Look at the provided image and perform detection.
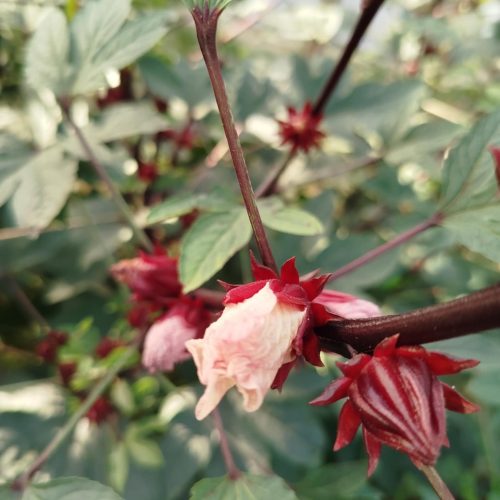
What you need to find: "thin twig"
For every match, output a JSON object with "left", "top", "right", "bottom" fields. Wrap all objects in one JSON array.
[
  {"left": 329, "top": 213, "right": 442, "bottom": 282},
  {"left": 255, "top": 149, "right": 295, "bottom": 198},
  {"left": 317, "top": 284, "right": 500, "bottom": 353},
  {"left": 212, "top": 408, "right": 241, "bottom": 480},
  {"left": 1, "top": 274, "right": 51, "bottom": 333},
  {"left": 192, "top": 7, "right": 277, "bottom": 271},
  {"left": 12, "top": 344, "right": 137, "bottom": 491},
  {"left": 313, "top": 0, "right": 386, "bottom": 116},
  {"left": 60, "top": 102, "right": 153, "bottom": 252}
]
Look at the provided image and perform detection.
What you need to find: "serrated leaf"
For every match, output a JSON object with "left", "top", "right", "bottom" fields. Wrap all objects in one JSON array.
[
  {"left": 442, "top": 205, "right": 500, "bottom": 262},
  {"left": 189, "top": 474, "right": 298, "bottom": 500},
  {"left": 180, "top": 209, "right": 252, "bottom": 293},
  {"left": 24, "top": 8, "right": 70, "bottom": 95},
  {"left": 22, "top": 477, "right": 123, "bottom": 500},
  {"left": 440, "top": 110, "right": 500, "bottom": 212},
  {"left": 260, "top": 203, "right": 324, "bottom": 236},
  {"left": 8, "top": 147, "right": 77, "bottom": 229}
]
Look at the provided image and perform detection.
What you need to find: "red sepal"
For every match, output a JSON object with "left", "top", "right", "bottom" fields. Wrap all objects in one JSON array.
[
  {"left": 301, "top": 274, "right": 331, "bottom": 301},
  {"left": 301, "top": 330, "right": 323, "bottom": 367},
  {"left": 223, "top": 281, "right": 267, "bottom": 305},
  {"left": 425, "top": 351, "right": 480, "bottom": 376},
  {"left": 442, "top": 383, "right": 480, "bottom": 414},
  {"left": 337, "top": 354, "right": 371, "bottom": 378},
  {"left": 250, "top": 252, "right": 277, "bottom": 281},
  {"left": 271, "top": 360, "right": 296, "bottom": 390},
  {"left": 280, "top": 257, "right": 300, "bottom": 284},
  {"left": 310, "top": 377, "right": 352, "bottom": 406},
  {"left": 334, "top": 400, "right": 361, "bottom": 451},
  {"left": 374, "top": 334, "right": 399, "bottom": 357},
  {"left": 363, "top": 429, "right": 381, "bottom": 477}
]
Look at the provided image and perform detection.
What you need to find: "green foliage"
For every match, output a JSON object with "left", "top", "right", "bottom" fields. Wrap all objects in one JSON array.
[
  {"left": 189, "top": 474, "right": 298, "bottom": 500},
  {"left": 22, "top": 477, "right": 124, "bottom": 500}
]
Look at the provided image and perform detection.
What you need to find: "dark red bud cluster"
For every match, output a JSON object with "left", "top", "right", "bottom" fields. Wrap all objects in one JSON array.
[{"left": 36, "top": 330, "right": 68, "bottom": 363}]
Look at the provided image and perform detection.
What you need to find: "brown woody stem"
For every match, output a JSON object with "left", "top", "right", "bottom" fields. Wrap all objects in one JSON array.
[
  {"left": 317, "top": 284, "right": 500, "bottom": 353},
  {"left": 61, "top": 103, "right": 153, "bottom": 252},
  {"left": 192, "top": 6, "right": 277, "bottom": 271}
]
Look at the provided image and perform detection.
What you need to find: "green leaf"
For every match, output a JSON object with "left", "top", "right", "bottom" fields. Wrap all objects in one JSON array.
[
  {"left": 8, "top": 147, "right": 77, "bottom": 229},
  {"left": 294, "top": 461, "right": 368, "bottom": 500},
  {"left": 440, "top": 110, "right": 500, "bottom": 212},
  {"left": 180, "top": 208, "right": 252, "bottom": 293},
  {"left": 24, "top": 8, "right": 70, "bottom": 95},
  {"left": 108, "top": 442, "right": 129, "bottom": 493},
  {"left": 22, "top": 477, "right": 123, "bottom": 500},
  {"left": 259, "top": 203, "right": 325, "bottom": 236},
  {"left": 183, "top": 0, "right": 233, "bottom": 11},
  {"left": 125, "top": 436, "right": 164, "bottom": 469},
  {"left": 89, "top": 103, "right": 169, "bottom": 143},
  {"left": 189, "top": 474, "right": 298, "bottom": 500},
  {"left": 441, "top": 205, "right": 500, "bottom": 262},
  {"left": 148, "top": 194, "right": 202, "bottom": 223},
  {"left": 111, "top": 379, "right": 135, "bottom": 415}
]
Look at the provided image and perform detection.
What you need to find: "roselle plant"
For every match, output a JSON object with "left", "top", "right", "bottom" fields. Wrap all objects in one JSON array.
[{"left": 1, "top": 0, "right": 500, "bottom": 499}]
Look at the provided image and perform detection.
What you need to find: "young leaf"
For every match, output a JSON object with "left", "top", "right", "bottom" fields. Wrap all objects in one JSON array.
[
  {"left": 439, "top": 110, "right": 500, "bottom": 213},
  {"left": 148, "top": 194, "right": 202, "bottom": 223},
  {"left": 24, "top": 8, "right": 70, "bottom": 95},
  {"left": 180, "top": 208, "right": 252, "bottom": 293},
  {"left": 8, "top": 147, "right": 77, "bottom": 230},
  {"left": 22, "top": 477, "right": 124, "bottom": 500},
  {"left": 259, "top": 202, "right": 325, "bottom": 236},
  {"left": 189, "top": 474, "right": 298, "bottom": 500}
]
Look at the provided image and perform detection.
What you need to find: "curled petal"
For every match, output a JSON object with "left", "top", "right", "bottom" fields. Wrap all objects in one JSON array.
[
  {"left": 334, "top": 400, "right": 361, "bottom": 451},
  {"left": 363, "top": 429, "right": 381, "bottom": 477},
  {"left": 310, "top": 377, "right": 351, "bottom": 406},
  {"left": 442, "top": 383, "right": 480, "bottom": 414}
]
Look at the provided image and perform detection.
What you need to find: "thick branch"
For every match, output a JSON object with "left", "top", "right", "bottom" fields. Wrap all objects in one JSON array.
[{"left": 317, "top": 284, "right": 500, "bottom": 353}]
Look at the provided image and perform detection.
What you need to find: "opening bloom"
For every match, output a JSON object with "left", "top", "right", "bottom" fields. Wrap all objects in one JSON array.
[
  {"left": 311, "top": 334, "right": 479, "bottom": 475},
  {"left": 277, "top": 102, "right": 325, "bottom": 153},
  {"left": 110, "top": 248, "right": 181, "bottom": 308},
  {"left": 186, "top": 256, "right": 331, "bottom": 420},
  {"left": 142, "top": 300, "right": 209, "bottom": 373}
]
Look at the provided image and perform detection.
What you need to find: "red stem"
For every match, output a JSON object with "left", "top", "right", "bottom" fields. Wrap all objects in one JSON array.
[
  {"left": 329, "top": 213, "right": 442, "bottom": 282},
  {"left": 313, "top": 0, "right": 386, "bottom": 116},
  {"left": 317, "top": 284, "right": 500, "bottom": 353},
  {"left": 192, "top": 7, "right": 277, "bottom": 272}
]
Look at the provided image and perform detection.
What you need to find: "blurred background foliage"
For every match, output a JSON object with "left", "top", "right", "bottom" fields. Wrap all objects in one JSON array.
[{"left": 1, "top": 0, "right": 500, "bottom": 498}]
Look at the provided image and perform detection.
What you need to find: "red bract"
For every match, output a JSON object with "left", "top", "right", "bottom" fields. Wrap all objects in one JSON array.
[
  {"left": 311, "top": 334, "right": 479, "bottom": 475},
  {"left": 95, "top": 338, "right": 125, "bottom": 359},
  {"left": 489, "top": 146, "right": 500, "bottom": 188},
  {"left": 86, "top": 397, "right": 115, "bottom": 424},
  {"left": 36, "top": 331, "right": 68, "bottom": 363},
  {"left": 110, "top": 248, "right": 181, "bottom": 307},
  {"left": 277, "top": 102, "right": 325, "bottom": 153}
]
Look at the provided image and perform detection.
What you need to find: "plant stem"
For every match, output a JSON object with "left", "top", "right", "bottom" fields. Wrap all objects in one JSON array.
[
  {"left": 12, "top": 345, "right": 137, "bottom": 491},
  {"left": 256, "top": 0, "right": 386, "bottom": 197},
  {"left": 312, "top": 0, "right": 386, "bottom": 116},
  {"left": 329, "top": 213, "right": 442, "bottom": 282},
  {"left": 60, "top": 103, "right": 153, "bottom": 252},
  {"left": 418, "top": 464, "right": 455, "bottom": 500},
  {"left": 317, "top": 284, "right": 500, "bottom": 353},
  {"left": 212, "top": 408, "right": 241, "bottom": 480},
  {"left": 192, "top": 7, "right": 277, "bottom": 272},
  {"left": 1, "top": 273, "right": 51, "bottom": 333}
]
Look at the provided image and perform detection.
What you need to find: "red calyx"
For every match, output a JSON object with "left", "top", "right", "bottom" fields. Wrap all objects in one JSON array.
[
  {"left": 86, "top": 396, "right": 115, "bottom": 424},
  {"left": 95, "top": 338, "right": 125, "bottom": 359},
  {"left": 36, "top": 330, "right": 68, "bottom": 363}
]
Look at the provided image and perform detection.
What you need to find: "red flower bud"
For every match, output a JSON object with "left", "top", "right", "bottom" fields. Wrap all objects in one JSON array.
[
  {"left": 137, "top": 162, "right": 158, "bottom": 182},
  {"left": 277, "top": 102, "right": 325, "bottom": 153},
  {"left": 58, "top": 361, "right": 77, "bottom": 386},
  {"left": 488, "top": 146, "right": 500, "bottom": 188},
  {"left": 110, "top": 248, "right": 182, "bottom": 307},
  {"left": 86, "top": 396, "right": 115, "bottom": 424},
  {"left": 95, "top": 338, "right": 125, "bottom": 359},
  {"left": 311, "top": 334, "right": 479, "bottom": 475},
  {"left": 36, "top": 331, "right": 68, "bottom": 363}
]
